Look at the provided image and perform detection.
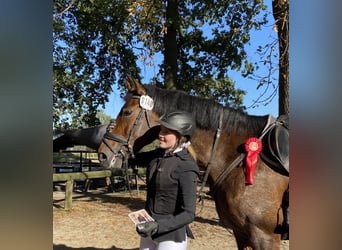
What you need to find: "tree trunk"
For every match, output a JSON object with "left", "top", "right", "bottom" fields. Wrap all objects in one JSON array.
[
  {"left": 272, "top": 0, "right": 289, "bottom": 115},
  {"left": 163, "top": 0, "right": 179, "bottom": 89}
]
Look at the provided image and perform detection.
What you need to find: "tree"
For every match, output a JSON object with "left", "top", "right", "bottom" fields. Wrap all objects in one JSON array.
[
  {"left": 53, "top": 0, "right": 285, "bottom": 129},
  {"left": 272, "top": 0, "right": 289, "bottom": 115},
  {"left": 53, "top": 0, "right": 141, "bottom": 129},
  {"left": 96, "top": 110, "right": 112, "bottom": 125},
  {"left": 133, "top": 1, "right": 267, "bottom": 100}
]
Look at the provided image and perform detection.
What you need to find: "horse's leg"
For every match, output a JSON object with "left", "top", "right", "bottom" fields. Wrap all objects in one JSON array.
[
  {"left": 249, "top": 223, "right": 281, "bottom": 250},
  {"left": 232, "top": 230, "right": 251, "bottom": 250},
  {"left": 232, "top": 222, "right": 281, "bottom": 250},
  {"left": 281, "top": 185, "right": 289, "bottom": 240},
  {"left": 221, "top": 208, "right": 283, "bottom": 250}
]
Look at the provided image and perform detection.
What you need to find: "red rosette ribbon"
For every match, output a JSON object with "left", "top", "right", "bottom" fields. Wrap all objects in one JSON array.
[{"left": 245, "top": 137, "right": 262, "bottom": 185}]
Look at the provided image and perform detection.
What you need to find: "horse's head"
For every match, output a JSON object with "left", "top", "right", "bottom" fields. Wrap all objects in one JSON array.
[{"left": 98, "top": 77, "right": 160, "bottom": 169}]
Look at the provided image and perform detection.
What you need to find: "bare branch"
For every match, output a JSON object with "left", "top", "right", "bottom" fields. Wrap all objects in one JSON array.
[{"left": 55, "top": 0, "right": 76, "bottom": 17}]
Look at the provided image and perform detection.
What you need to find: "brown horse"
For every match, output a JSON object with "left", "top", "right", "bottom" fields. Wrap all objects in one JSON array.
[{"left": 98, "top": 77, "right": 289, "bottom": 250}]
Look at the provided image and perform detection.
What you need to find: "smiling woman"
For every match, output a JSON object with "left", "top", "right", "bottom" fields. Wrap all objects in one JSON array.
[
  {"left": 129, "top": 110, "right": 199, "bottom": 249},
  {"left": 158, "top": 126, "right": 178, "bottom": 149}
]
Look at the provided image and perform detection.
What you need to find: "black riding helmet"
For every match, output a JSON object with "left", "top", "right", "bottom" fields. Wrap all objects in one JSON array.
[{"left": 158, "top": 110, "right": 196, "bottom": 140}]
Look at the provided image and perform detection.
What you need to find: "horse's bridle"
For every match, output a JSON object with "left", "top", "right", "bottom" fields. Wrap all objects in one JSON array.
[
  {"left": 102, "top": 95, "right": 153, "bottom": 161},
  {"left": 101, "top": 94, "right": 154, "bottom": 192}
]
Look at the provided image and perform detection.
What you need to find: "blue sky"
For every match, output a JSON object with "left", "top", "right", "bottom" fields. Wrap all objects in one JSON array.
[{"left": 105, "top": 0, "right": 279, "bottom": 119}]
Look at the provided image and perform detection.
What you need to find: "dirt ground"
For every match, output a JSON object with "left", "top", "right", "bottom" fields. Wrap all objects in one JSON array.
[{"left": 53, "top": 181, "right": 289, "bottom": 250}]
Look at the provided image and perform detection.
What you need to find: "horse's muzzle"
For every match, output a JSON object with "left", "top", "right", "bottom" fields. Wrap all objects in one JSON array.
[
  {"left": 98, "top": 145, "right": 126, "bottom": 169},
  {"left": 98, "top": 151, "right": 117, "bottom": 168}
]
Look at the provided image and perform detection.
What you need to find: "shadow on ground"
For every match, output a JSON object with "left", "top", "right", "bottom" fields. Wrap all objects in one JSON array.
[{"left": 53, "top": 244, "right": 138, "bottom": 250}]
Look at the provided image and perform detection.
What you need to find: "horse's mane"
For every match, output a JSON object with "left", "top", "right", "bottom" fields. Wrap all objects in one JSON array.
[{"left": 143, "top": 84, "right": 268, "bottom": 135}]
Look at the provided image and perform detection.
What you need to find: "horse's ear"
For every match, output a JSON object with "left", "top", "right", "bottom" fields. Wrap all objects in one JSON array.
[{"left": 124, "top": 75, "right": 146, "bottom": 95}]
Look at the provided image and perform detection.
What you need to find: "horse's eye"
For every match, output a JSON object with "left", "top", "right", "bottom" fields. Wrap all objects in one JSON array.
[{"left": 122, "top": 109, "right": 133, "bottom": 116}]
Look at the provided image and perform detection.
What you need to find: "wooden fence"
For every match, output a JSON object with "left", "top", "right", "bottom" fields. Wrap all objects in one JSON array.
[
  {"left": 53, "top": 168, "right": 146, "bottom": 210},
  {"left": 53, "top": 169, "right": 117, "bottom": 210}
]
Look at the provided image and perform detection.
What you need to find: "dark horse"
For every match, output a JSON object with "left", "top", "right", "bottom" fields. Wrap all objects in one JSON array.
[
  {"left": 53, "top": 125, "right": 108, "bottom": 152},
  {"left": 98, "top": 77, "right": 289, "bottom": 250}
]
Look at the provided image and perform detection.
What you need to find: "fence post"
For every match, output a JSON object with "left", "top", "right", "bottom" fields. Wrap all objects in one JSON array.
[{"left": 65, "top": 179, "right": 74, "bottom": 210}]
